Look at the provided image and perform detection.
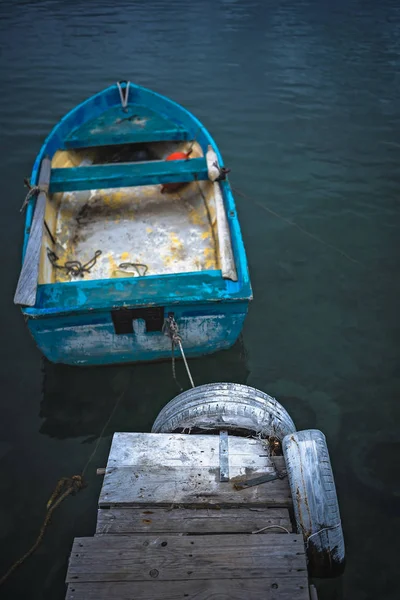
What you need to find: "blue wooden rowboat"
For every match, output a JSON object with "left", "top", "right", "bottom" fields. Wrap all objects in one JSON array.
[{"left": 14, "top": 81, "right": 252, "bottom": 366}]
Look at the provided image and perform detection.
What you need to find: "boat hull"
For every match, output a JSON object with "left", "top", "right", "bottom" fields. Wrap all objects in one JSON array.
[{"left": 27, "top": 301, "right": 248, "bottom": 366}]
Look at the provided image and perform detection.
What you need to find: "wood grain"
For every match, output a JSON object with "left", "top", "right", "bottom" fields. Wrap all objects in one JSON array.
[
  {"left": 65, "top": 577, "right": 309, "bottom": 600},
  {"left": 50, "top": 158, "right": 208, "bottom": 192},
  {"left": 99, "top": 465, "right": 291, "bottom": 508},
  {"left": 14, "top": 157, "right": 51, "bottom": 306},
  {"left": 100, "top": 433, "right": 290, "bottom": 508},
  {"left": 66, "top": 533, "right": 307, "bottom": 583},
  {"left": 95, "top": 506, "right": 292, "bottom": 535}
]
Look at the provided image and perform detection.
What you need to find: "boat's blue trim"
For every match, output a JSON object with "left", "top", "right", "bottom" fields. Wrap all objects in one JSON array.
[
  {"left": 50, "top": 158, "right": 208, "bottom": 193},
  {"left": 21, "top": 82, "right": 252, "bottom": 317},
  {"left": 24, "top": 270, "right": 252, "bottom": 318}
]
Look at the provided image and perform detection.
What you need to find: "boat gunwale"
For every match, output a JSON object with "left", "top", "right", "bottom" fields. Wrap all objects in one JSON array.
[{"left": 21, "top": 83, "right": 251, "bottom": 316}]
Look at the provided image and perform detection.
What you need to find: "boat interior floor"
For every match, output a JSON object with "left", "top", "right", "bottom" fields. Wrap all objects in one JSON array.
[{"left": 41, "top": 142, "right": 220, "bottom": 284}]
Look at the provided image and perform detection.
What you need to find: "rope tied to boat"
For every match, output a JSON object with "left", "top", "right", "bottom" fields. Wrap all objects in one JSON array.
[
  {"left": 163, "top": 314, "right": 195, "bottom": 390},
  {"left": 117, "top": 80, "right": 130, "bottom": 110},
  {"left": 20, "top": 179, "right": 48, "bottom": 213},
  {"left": 47, "top": 248, "right": 102, "bottom": 278},
  {"left": 0, "top": 475, "right": 85, "bottom": 587}
]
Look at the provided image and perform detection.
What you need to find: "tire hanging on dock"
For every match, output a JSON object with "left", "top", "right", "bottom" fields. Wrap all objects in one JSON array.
[{"left": 282, "top": 429, "right": 345, "bottom": 578}]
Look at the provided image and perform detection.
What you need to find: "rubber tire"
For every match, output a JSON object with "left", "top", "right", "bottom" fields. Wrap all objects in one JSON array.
[
  {"left": 151, "top": 382, "right": 296, "bottom": 439},
  {"left": 282, "top": 429, "right": 345, "bottom": 578}
]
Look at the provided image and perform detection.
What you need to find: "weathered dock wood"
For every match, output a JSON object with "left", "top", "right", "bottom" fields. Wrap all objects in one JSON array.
[
  {"left": 67, "top": 534, "right": 307, "bottom": 582},
  {"left": 99, "top": 465, "right": 291, "bottom": 507},
  {"left": 99, "top": 433, "right": 291, "bottom": 508},
  {"left": 96, "top": 506, "right": 292, "bottom": 535},
  {"left": 65, "top": 578, "right": 309, "bottom": 600},
  {"left": 65, "top": 432, "right": 309, "bottom": 600},
  {"left": 106, "top": 432, "right": 272, "bottom": 469}
]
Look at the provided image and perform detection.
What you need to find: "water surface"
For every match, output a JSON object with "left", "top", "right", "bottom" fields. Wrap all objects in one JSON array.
[{"left": 0, "top": 1, "right": 399, "bottom": 598}]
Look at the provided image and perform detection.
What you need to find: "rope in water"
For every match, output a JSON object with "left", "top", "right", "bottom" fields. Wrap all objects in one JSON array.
[
  {"left": 0, "top": 386, "right": 127, "bottom": 587},
  {"left": 0, "top": 476, "right": 84, "bottom": 587},
  {"left": 232, "top": 185, "right": 362, "bottom": 266},
  {"left": 163, "top": 314, "right": 195, "bottom": 390}
]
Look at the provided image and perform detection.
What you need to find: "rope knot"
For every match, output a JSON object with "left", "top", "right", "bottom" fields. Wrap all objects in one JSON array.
[{"left": 20, "top": 179, "right": 48, "bottom": 213}]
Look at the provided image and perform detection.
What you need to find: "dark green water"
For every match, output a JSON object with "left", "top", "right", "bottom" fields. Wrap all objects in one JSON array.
[{"left": 1, "top": 0, "right": 399, "bottom": 598}]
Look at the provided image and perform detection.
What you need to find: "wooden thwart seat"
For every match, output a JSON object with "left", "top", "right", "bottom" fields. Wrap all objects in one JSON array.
[{"left": 50, "top": 157, "right": 208, "bottom": 192}]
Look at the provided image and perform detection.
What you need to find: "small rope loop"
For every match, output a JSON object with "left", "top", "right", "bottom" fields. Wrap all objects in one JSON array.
[
  {"left": 20, "top": 180, "right": 47, "bottom": 213},
  {"left": 117, "top": 81, "right": 130, "bottom": 109},
  {"left": 118, "top": 262, "right": 148, "bottom": 277}
]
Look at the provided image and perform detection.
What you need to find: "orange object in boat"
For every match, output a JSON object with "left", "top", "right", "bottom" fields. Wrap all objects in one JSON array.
[{"left": 161, "top": 150, "right": 191, "bottom": 193}]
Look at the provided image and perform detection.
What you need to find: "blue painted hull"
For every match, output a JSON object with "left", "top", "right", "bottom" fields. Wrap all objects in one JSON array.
[
  {"left": 19, "top": 83, "right": 252, "bottom": 365},
  {"left": 28, "top": 302, "right": 248, "bottom": 366}
]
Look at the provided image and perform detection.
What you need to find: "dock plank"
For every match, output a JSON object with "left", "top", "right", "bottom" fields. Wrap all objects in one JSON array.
[
  {"left": 99, "top": 465, "right": 291, "bottom": 508},
  {"left": 99, "top": 433, "right": 290, "bottom": 508},
  {"left": 65, "top": 578, "right": 309, "bottom": 599},
  {"left": 96, "top": 506, "right": 292, "bottom": 535},
  {"left": 66, "top": 534, "right": 307, "bottom": 583},
  {"left": 106, "top": 432, "right": 274, "bottom": 470}
]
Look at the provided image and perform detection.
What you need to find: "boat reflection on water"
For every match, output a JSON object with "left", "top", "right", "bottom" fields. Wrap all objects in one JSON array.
[{"left": 39, "top": 336, "right": 250, "bottom": 440}]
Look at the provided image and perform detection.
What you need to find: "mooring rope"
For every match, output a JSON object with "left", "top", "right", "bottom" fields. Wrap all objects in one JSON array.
[
  {"left": 0, "top": 386, "right": 127, "bottom": 587},
  {"left": 20, "top": 179, "right": 48, "bottom": 213},
  {"left": 0, "top": 476, "right": 84, "bottom": 587},
  {"left": 163, "top": 314, "right": 195, "bottom": 389},
  {"left": 232, "top": 185, "right": 362, "bottom": 266},
  {"left": 117, "top": 80, "right": 130, "bottom": 109}
]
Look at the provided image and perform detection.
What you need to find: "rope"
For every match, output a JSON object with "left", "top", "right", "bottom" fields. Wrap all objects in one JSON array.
[
  {"left": 305, "top": 522, "right": 342, "bottom": 547},
  {"left": 163, "top": 315, "right": 195, "bottom": 389},
  {"left": 232, "top": 186, "right": 362, "bottom": 266},
  {"left": 252, "top": 525, "right": 290, "bottom": 534},
  {"left": 117, "top": 262, "right": 148, "bottom": 277},
  {"left": 20, "top": 179, "right": 47, "bottom": 213},
  {"left": 0, "top": 476, "right": 84, "bottom": 587},
  {"left": 117, "top": 81, "right": 130, "bottom": 109},
  {"left": 0, "top": 384, "right": 127, "bottom": 587},
  {"left": 47, "top": 248, "right": 102, "bottom": 278},
  {"left": 81, "top": 388, "right": 126, "bottom": 478}
]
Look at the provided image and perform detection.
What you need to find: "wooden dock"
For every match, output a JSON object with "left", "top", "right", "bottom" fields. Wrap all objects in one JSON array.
[{"left": 65, "top": 432, "right": 310, "bottom": 599}]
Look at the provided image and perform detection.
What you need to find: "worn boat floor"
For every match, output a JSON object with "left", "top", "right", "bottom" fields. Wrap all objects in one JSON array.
[
  {"left": 65, "top": 433, "right": 309, "bottom": 600},
  {"left": 53, "top": 183, "right": 218, "bottom": 282}
]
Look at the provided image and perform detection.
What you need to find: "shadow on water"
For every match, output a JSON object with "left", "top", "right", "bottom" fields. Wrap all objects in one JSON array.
[{"left": 39, "top": 336, "right": 250, "bottom": 440}]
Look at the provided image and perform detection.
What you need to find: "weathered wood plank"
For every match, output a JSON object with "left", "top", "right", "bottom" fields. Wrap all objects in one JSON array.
[
  {"left": 100, "top": 433, "right": 290, "bottom": 508},
  {"left": 50, "top": 158, "right": 208, "bottom": 192},
  {"left": 95, "top": 506, "right": 292, "bottom": 535},
  {"left": 65, "top": 578, "right": 309, "bottom": 600},
  {"left": 105, "top": 432, "right": 281, "bottom": 471},
  {"left": 66, "top": 534, "right": 307, "bottom": 583},
  {"left": 99, "top": 465, "right": 291, "bottom": 508},
  {"left": 14, "top": 157, "right": 51, "bottom": 306}
]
